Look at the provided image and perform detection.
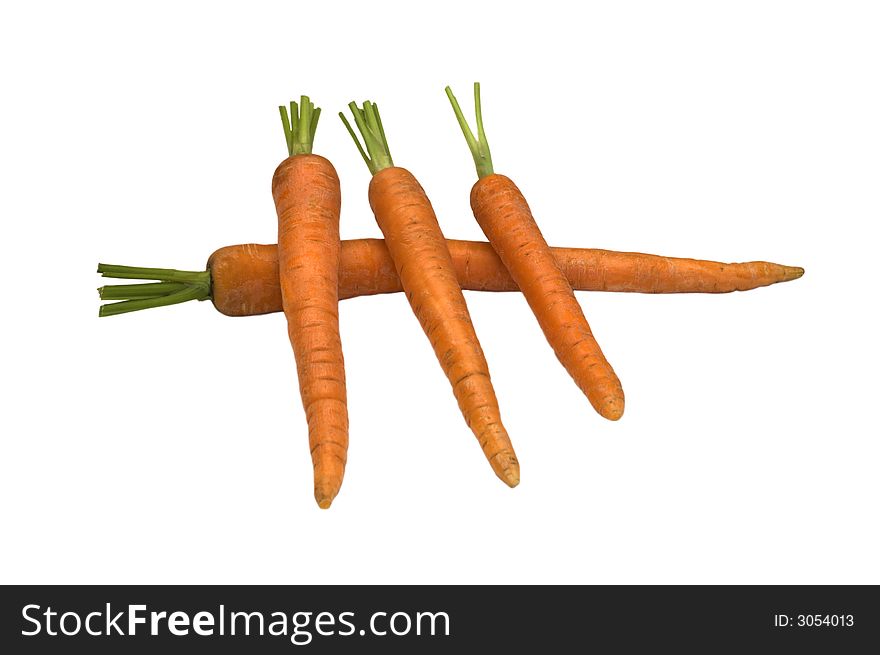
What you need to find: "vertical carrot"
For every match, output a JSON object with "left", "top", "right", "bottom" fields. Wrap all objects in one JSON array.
[
  {"left": 273, "top": 97, "right": 348, "bottom": 508},
  {"left": 446, "top": 83, "right": 625, "bottom": 420},
  {"left": 339, "top": 100, "right": 520, "bottom": 487}
]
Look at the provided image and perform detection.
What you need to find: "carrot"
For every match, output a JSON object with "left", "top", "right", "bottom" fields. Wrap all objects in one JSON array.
[
  {"left": 339, "top": 100, "right": 519, "bottom": 487},
  {"left": 272, "top": 96, "right": 347, "bottom": 509},
  {"left": 97, "top": 239, "right": 805, "bottom": 317},
  {"left": 446, "top": 83, "right": 625, "bottom": 420}
]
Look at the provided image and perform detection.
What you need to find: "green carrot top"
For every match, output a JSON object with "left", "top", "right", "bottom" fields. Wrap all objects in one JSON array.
[
  {"left": 95, "top": 263, "right": 211, "bottom": 317},
  {"left": 339, "top": 101, "right": 394, "bottom": 175},
  {"left": 279, "top": 95, "right": 322, "bottom": 156},
  {"left": 445, "top": 82, "right": 494, "bottom": 179}
]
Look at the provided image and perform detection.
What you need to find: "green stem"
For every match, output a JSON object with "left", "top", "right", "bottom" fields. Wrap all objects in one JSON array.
[
  {"left": 339, "top": 100, "right": 394, "bottom": 175},
  {"left": 96, "top": 263, "right": 211, "bottom": 317},
  {"left": 279, "top": 95, "right": 322, "bottom": 156},
  {"left": 445, "top": 82, "right": 494, "bottom": 179},
  {"left": 98, "top": 281, "right": 188, "bottom": 300},
  {"left": 97, "top": 263, "right": 207, "bottom": 284}
]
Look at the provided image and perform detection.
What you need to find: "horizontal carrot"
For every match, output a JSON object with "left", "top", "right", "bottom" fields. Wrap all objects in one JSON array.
[{"left": 97, "top": 239, "right": 804, "bottom": 317}]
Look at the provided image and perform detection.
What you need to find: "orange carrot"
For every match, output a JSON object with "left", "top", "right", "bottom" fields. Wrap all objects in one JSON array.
[
  {"left": 97, "top": 239, "right": 805, "bottom": 317},
  {"left": 272, "top": 96, "right": 347, "bottom": 509},
  {"left": 339, "top": 101, "right": 519, "bottom": 487},
  {"left": 447, "top": 84, "right": 625, "bottom": 420}
]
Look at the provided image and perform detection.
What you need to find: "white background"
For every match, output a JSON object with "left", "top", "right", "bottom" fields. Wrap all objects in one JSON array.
[{"left": 2, "top": 1, "right": 878, "bottom": 584}]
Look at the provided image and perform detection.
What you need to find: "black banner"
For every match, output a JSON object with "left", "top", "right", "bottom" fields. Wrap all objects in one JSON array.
[{"left": 1, "top": 585, "right": 877, "bottom": 652}]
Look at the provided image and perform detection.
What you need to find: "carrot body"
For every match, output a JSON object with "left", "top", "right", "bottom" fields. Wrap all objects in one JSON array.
[
  {"left": 471, "top": 175, "right": 624, "bottom": 420},
  {"left": 368, "top": 167, "right": 519, "bottom": 487},
  {"left": 207, "top": 238, "right": 805, "bottom": 317},
  {"left": 272, "top": 154, "right": 347, "bottom": 509}
]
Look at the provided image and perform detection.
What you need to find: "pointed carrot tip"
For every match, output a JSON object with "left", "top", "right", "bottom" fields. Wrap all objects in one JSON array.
[
  {"left": 491, "top": 453, "right": 521, "bottom": 488},
  {"left": 504, "top": 470, "right": 521, "bottom": 488},
  {"left": 596, "top": 397, "right": 625, "bottom": 421},
  {"left": 314, "top": 482, "right": 340, "bottom": 510},
  {"left": 786, "top": 266, "right": 805, "bottom": 281}
]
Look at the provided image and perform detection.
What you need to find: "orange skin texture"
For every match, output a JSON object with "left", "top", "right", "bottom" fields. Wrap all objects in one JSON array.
[
  {"left": 271, "top": 154, "right": 347, "bottom": 509},
  {"left": 208, "top": 239, "right": 805, "bottom": 316},
  {"left": 368, "top": 166, "right": 519, "bottom": 487},
  {"left": 471, "top": 174, "right": 624, "bottom": 420}
]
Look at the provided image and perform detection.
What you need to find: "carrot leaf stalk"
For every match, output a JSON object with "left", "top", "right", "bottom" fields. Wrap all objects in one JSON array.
[
  {"left": 279, "top": 96, "right": 322, "bottom": 157},
  {"left": 339, "top": 101, "right": 393, "bottom": 174},
  {"left": 96, "top": 264, "right": 211, "bottom": 317},
  {"left": 445, "top": 83, "right": 494, "bottom": 179}
]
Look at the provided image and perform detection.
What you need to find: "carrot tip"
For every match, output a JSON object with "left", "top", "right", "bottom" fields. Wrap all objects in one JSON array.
[
  {"left": 595, "top": 396, "right": 625, "bottom": 421},
  {"left": 786, "top": 266, "right": 805, "bottom": 281},
  {"left": 502, "top": 469, "right": 521, "bottom": 488},
  {"left": 314, "top": 483, "right": 339, "bottom": 509},
  {"left": 491, "top": 453, "right": 521, "bottom": 488}
]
